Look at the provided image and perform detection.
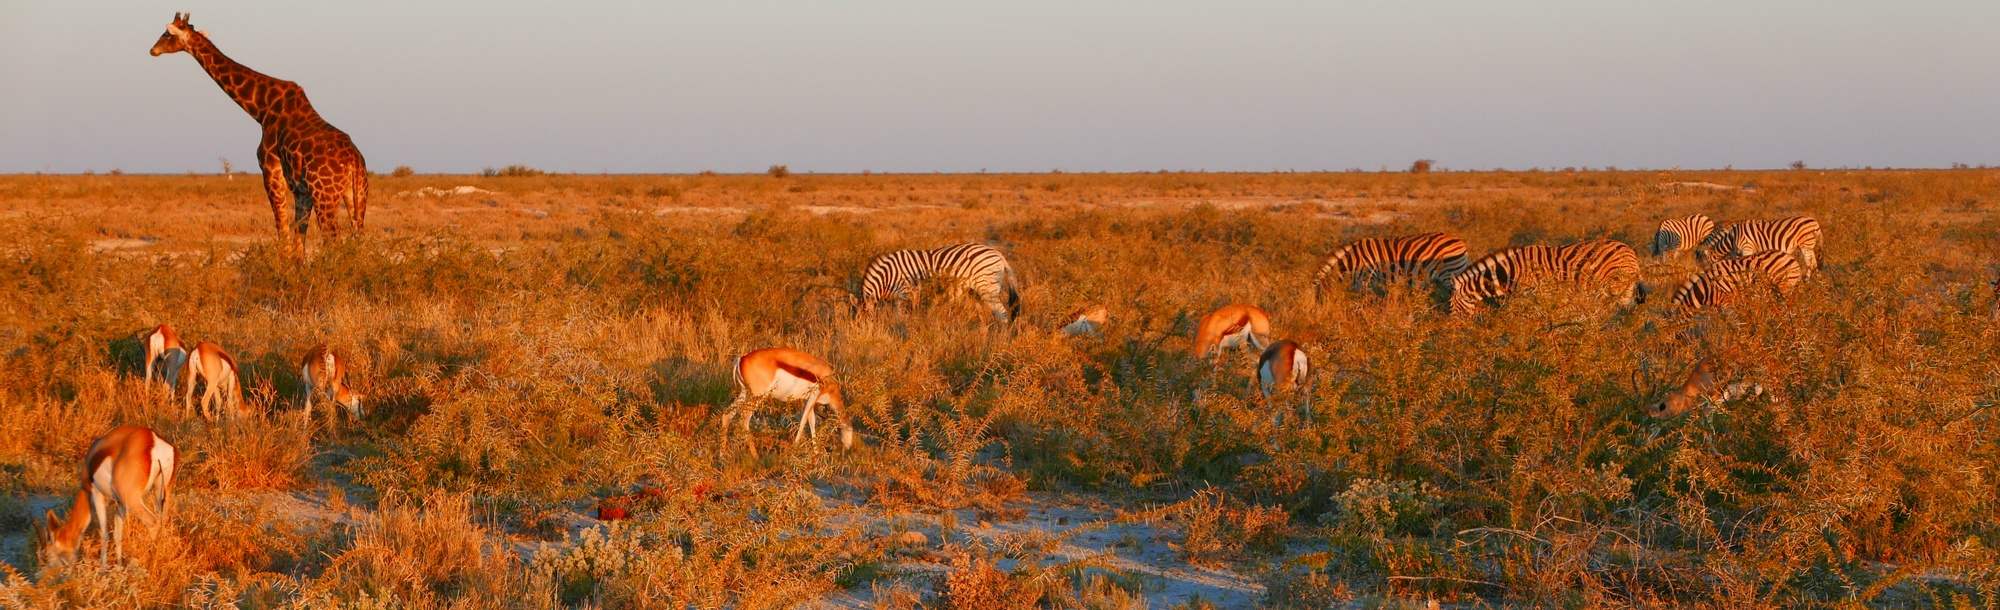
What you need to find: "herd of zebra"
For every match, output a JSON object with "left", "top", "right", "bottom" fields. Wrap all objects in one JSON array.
[
  {"left": 856, "top": 214, "right": 1827, "bottom": 326},
  {"left": 820, "top": 213, "right": 1831, "bottom": 435},
  {"left": 1311, "top": 214, "right": 1823, "bottom": 314}
]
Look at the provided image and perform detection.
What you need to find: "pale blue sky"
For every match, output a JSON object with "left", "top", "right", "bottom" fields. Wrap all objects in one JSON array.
[{"left": 2, "top": 1, "right": 1995, "bottom": 173}]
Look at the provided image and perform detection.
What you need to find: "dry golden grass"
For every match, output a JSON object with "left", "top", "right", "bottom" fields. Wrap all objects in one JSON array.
[{"left": 0, "top": 170, "right": 1996, "bottom": 607}]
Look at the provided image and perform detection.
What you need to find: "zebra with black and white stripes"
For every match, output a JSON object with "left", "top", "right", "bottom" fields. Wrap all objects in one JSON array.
[
  {"left": 1311, "top": 232, "right": 1471, "bottom": 297},
  {"left": 1699, "top": 216, "right": 1823, "bottom": 276},
  {"left": 858, "top": 242, "right": 1022, "bottom": 323},
  {"left": 1652, "top": 214, "right": 1716, "bottom": 258},
  {"left": 1671, "top": 251, "right": 1805, "bottom": 309},
  {"left": 1449, "top": 239, "right": 1645, "bottom": 314}
]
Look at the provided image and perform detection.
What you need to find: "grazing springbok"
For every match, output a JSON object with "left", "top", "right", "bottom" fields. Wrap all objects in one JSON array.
[
  {"left": 299, "top": 344, "right": 364, "bottom": 428},
  {"left": 1648, "top": 357, "right": 1766, "bottom": 418},
  {"left": 142, "top": 325, "right": 187, "bottom": 389},
  {"left": 1060, "top": 305, "right": 1109, "bottom": 336},
  {"left": 37, "top": 426, "right": 176, "bottom": 566},
  {"left": 720, "top": 347, "right": 855, "bottom": 458},
  {"left": 1257, "top": 340, "right": 1313, "bottom": 424},
  {"left": 1193, "top": 304, "right": 1272, "bottom": 360},
  {"left": 182, "top": 341, "right": 244, "bottom": 420}
]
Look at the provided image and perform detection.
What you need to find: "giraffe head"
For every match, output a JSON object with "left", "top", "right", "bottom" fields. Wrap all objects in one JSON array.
[{"left": 149, "top": 12, "right": 195, "bottom": 57}]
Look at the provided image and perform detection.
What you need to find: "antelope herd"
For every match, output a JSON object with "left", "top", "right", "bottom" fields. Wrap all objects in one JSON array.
[{"left": 56, "top": 195, "right": 2000, "bottom": 569}]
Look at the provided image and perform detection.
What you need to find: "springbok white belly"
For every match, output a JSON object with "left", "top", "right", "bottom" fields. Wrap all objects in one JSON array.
[
  {"left": 1219, "top": 326, "right": 1256, "bottom": 350},
  {"left": 763, "top": 370, "right": 821, "bottom": 402}
]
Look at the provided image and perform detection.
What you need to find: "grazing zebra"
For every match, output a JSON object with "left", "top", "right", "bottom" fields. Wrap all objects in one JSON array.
[
  {"left": 1669, "top": 251, "right": 1805, "bottom": 310},
  {"left": 1652, "top": 214, "right": 1716, "bottom": 258},
  {"left": 1311, "top": 232, "right": 1471, "bottom": 297},
  {"left": 1700, "top": 216, "right": 1822, "bottom": 276},
  {"left": 859, "top": 243, "right": 1022, "bottom": 323},
  {"left": 1449, "top": 240, "right": 1645, "bottom": 314}
]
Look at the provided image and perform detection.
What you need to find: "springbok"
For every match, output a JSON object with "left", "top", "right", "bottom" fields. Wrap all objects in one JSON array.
[
  {"left": 37, "top": 426, "right": 176, "bottom": 566},
  {"left": 299, "top": 344, "right": 364, "bottom": 428},
  {"left": 720, "top": 347, "right": 855, "bottom": 458},
  {"left": 1060, "top": 305, "right": 1109, "bottom": 336},
  {"left": 1193, "top": 304, "right": 1272, "bottom": 360},
  {"left": 142, "top": 324, "right": 186, "bottom": 388},
  {"left": 1257, "top": 340, "right": 1313, "bottom": 424},
  {"left": 1648, "top": 357, "right": 1765, "bottom": 418},
  {"left": 183, "top": 341, "right": 244, "bottom": 420}
]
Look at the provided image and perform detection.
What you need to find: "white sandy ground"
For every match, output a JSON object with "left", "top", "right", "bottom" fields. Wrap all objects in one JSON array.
[
  {"left": 1655, "top": 181, "right": 1752, "bottom": 192},
  {"left": 2, "top": 485, "right": 1292, "bottom": 608},
  {"left": 5, "top": 483, "right": 1974, "bottom": 608},
  {"left": 806, "top": 490, "right": 1285, "bottom": 609}
]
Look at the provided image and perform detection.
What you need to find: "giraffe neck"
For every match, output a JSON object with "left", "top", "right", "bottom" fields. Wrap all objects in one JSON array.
[{"left": 185, "top": 31, "right": 309, "bottom": 126}]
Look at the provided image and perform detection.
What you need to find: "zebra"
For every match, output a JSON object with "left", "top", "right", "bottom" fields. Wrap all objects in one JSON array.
[
  {"left": 1449, "top": 239, "right": 1645, "bottom": 314},
  {"left": 1699, "top": 216, "right": 1822, "bottom": 277},
  {"left": 1671, "top": 251, "right": 1805, "bottom": 310},
  {"left": 858, "top": 242, "right": 1022, "bottom": 323},
  {"left": 1311, "top": 232, "right": 1471, "bottom": 298},
  {"left": 1652, "top": 214, "right": 1716, "bottom": 258}
]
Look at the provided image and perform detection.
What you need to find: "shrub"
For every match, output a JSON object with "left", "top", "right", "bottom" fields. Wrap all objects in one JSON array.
[
  {"left": 767, "top": 165, "right": 790, "bottom": 178},
  {"left": 480, "top": 165, "right": 545, "bottom": 178},
  {"left": 1409, "top": 159, "right": 1434, "bottom": 174},
  {"left": 390, "top": 165, "right": 414, "bottom": 178}
]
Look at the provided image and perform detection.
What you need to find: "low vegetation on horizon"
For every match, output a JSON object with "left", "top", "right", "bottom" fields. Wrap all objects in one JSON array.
[{"left": 0, "top": 170, "right": 1995, "bottom": 608}]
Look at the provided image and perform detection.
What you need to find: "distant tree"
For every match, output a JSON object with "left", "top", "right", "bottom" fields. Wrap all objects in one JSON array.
[
  {"left": 391, "top": 165, "right": 415, "bottom": 178},
  {"left": 1409, "top": 159, "right": 1434, "bottom": 174},
  {"left": 219, "top": 157, "right": 234, "bottom": 180},
  {"left": 1790, "top": 160, "right": 1807, "bottom": 171},
  {"left": 767, "top": 165, "right": 790, "bottom": 178}
]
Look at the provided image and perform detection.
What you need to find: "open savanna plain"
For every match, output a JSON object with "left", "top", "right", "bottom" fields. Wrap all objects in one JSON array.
[{"left": 0, "top": 170, "right": 1996, "bottom": 608}]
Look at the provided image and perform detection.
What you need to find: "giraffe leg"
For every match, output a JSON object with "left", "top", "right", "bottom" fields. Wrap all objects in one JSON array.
[
  {"left": 257, "top": 139, "right": 301, "bottom": 257},
  {"left": 308, "top": 173, "right": 343, "bottom": 240},
  {"left": 346, "top": 155, "right": 368, "bottom": 233}
]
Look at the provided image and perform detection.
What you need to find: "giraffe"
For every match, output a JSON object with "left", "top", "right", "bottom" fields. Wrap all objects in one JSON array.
[{"left": 150, "top": 12, "right": 367, "bottom": 255}]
